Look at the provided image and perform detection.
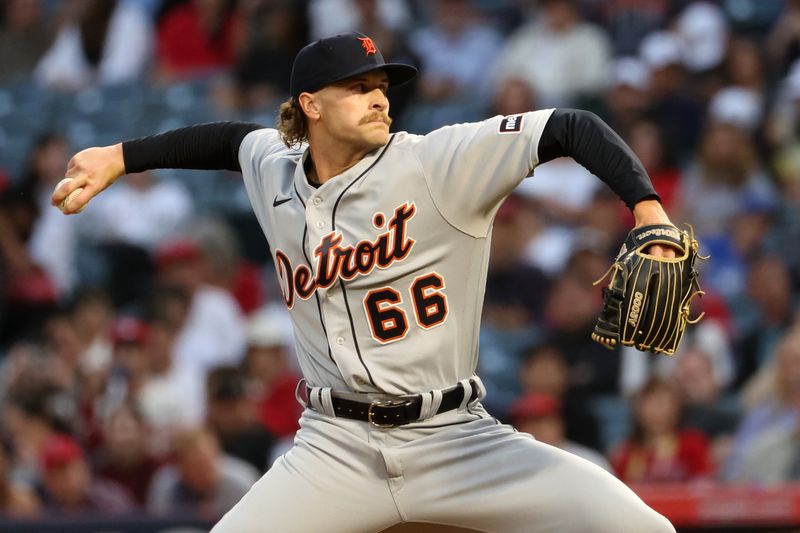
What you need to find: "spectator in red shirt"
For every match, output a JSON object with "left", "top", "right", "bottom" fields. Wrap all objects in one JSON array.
[
  {"left": 92, "top": 404, "right": 164, "bottom": 506},
  {"left": 156, "top": 0, "right": 242, "bottom": 80},
  {"left": 38, "top": 434, "right": 134, "bottom": 515},
  {"left": 242, "top": 305, "right": 301, "bottom": 440},
  {"left": 509, "top": 392, "right": 611, "bottom": 471},
  {"left": 612, "top": 377, "right": 714, "bottom": 483}
]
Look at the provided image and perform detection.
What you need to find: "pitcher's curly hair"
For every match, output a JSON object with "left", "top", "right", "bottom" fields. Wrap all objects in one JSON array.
[{"left": 277, "top": 97, "right": 308, "bottom": 148}]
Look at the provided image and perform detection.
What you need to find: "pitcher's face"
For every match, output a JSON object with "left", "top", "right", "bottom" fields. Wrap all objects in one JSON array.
[{"left": 308, "top": 70, "right": 392, "bottom": 151}]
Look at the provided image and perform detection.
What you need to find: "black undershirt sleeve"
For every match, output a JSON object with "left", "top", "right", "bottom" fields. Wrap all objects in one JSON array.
[
  {"left": 122, "top": 121, "right": 264, "bottom": 174},
  {"left": 537, "top": 109, "right": 659, "bottom": 210}
]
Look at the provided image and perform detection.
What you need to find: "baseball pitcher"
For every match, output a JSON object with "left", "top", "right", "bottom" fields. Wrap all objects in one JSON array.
[{"left": 54, "top": 33, "right": 681, "bottom": 532}]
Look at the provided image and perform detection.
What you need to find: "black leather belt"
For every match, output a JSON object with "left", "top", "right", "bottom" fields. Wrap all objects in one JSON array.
[{"left": 306, "top": 381, "right": 479, "bottom": 428}]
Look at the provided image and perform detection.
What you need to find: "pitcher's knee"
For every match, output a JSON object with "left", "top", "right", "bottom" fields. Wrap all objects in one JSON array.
[
  {"left": 582, "top": 496, "right": 675, "bottom": 533},
  {"left": 624, "top": 509, "right": 675, "bottom": 533},
  {"left": 651, "top": 513, "right": 676, "bottom": 533}
]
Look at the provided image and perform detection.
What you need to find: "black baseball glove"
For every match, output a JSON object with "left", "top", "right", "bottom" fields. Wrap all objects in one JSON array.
[{"left": 591, "top": 224, "right": 707, "bottom": 355}]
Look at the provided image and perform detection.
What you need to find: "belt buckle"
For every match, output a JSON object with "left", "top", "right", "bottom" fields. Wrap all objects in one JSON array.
[{"left": 367, "top": 398, "right": 409, "bottom": 428}]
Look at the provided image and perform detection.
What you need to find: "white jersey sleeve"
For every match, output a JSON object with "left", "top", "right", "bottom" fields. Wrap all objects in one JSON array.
[
  {"left": 238, "top": 128, "right": 296, "bottom": 222},
  {"left": 238, "top": 128, "right": 290, "bottom": 178},
  {"left": 411, "top": 109, "right": 554, "bottom": 237}
]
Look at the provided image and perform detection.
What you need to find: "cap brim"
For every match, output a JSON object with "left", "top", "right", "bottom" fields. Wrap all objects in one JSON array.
[
  {"left": 382, "top": 63, "right": 418, "bottom": 88},
  {"left": 319, "top": 63, "right": 417, "bottom": 93}
]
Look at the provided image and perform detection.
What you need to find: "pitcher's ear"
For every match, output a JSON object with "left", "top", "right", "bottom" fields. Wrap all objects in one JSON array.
[{"left": 298, "top": 92, "right": 320, "bottom": 121}]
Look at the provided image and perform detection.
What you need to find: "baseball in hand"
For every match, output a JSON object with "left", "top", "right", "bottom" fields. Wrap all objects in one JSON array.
[{"left": 55, "top": 178, "right": 85, "bottom": 213}]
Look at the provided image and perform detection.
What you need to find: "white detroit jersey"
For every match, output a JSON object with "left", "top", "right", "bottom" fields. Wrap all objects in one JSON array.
[{"left": 238, "top": 109, "right": 554, "bottom": 395}]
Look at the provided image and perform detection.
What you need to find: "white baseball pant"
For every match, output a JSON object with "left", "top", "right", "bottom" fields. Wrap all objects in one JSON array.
[{"left": 212, "top": 406, "right": 674, "bottom": 533}]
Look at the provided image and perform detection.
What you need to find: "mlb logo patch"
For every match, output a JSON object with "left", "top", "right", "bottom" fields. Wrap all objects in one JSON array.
[{"left": 498, "top": 114, "right": 523, "bottom": 134}]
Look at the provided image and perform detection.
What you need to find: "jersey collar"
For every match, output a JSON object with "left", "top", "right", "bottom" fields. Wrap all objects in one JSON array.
[{"left": 292, "top": 136, "right": 394, "bottom": 204}]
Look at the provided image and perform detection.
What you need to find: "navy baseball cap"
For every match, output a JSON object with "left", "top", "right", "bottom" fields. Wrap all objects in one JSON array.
[{"left": 289, "top": 32, "right": 417, "bottom": 99}]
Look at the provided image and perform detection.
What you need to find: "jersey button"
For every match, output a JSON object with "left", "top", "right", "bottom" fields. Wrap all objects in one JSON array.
[
  {"left": 336, "top": 336, "right": 345, "bottom": 345},
  {"left": 316, "top": 221, "right": 325, "bottom": 229},
  {"left": 313, "top": 197, "right": 322, "bottom": 206},
  {"left": 354, "top": 376, "right": 367, "bottom": 386}
]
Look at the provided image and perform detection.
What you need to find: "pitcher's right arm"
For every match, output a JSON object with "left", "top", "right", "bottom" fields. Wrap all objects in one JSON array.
[{"left": 52, "top": 121, "right": 267, "bottom": 214}]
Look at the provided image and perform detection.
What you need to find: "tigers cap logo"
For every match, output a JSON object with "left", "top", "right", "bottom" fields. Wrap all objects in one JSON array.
[{"left": 358, "top": 36, "right": 377, "bottom": 56}]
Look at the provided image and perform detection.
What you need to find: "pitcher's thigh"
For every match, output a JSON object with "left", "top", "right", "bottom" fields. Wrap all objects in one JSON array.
[
  {"left": 406, "top": 427, "right": 674, "bottom": 533},
  {"left": 504, "top": 439, "right": 675, "bottom": 533},
  {"left": 212, "top": 441, "right": 400, "bottom": 533}
]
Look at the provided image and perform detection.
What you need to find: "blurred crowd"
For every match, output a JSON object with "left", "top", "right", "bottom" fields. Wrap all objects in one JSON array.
[{"left": 0, "top": 0, "right": 799, "bottom": 524}]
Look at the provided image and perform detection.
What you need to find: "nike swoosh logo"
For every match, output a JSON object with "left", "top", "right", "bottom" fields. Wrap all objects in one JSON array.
[{"left": 273, "top": 195, "right": 292, "bottom": 207}]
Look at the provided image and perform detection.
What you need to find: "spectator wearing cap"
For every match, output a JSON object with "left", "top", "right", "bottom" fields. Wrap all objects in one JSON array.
[
  {"left": 509, "top": 392, "right": 611, "bottom": 471},
  {"left": 147, "top": 428, "right": 258, "bottom": 519},
  {"left": 708, "top": 87, "right": 764, "bottom": 134},
  {"left": 188, "top": 217, "right": 264, "bottom": 315},
  {"left": 92, "top": 403, "right": 164, "bottom": 506},
  {"left": 674, "top": 2, "right": 729, "bottom": 74},
  {"left": 70, "top": 288, "right": 115, "bottom": 381},
  {"left": 518, "top": 342, "right": 600, "bottom": 451},
  {"left": 242, "top": 305, "right": 301, "bottom": 440},
  {"left": 136, "top": 292, "right": 207, "bottom": 447},
  {"left": 77, "top": 315, "right": 151, "bottom": 452},
  {"left": 38, "top": 434, "right": 134, "bottom": 515},
  {"left": 603, "top": 57, "right": 651, "bottom": 141},
  {"left": 155, "top": 238, "right": 246, "bottom": 400},
  {"left": 106, "top": 316, "right": 152, "bottom": 402},
  {"left": 206, "top": 366, "right": 275, "bottom": 474},
  {"left": 611, "top": 377, "right": 714, "bottom": 484}
]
